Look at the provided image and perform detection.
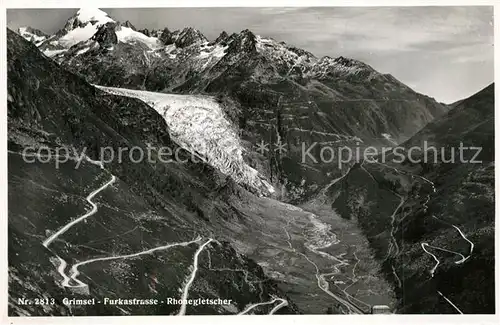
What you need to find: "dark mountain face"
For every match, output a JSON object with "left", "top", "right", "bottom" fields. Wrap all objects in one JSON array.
[
  {"left": 8, "top": 27, "right": 399, "bottom": 316},
  {"left": 7, "top": 29, "right": 300, "bottom": 316},
  {"left": 396, "top": 84, "right": 495, "bottom": 314},
  {"left": 404, "top": 83, "right": 494, "bottom": 160},
  {"left": 326, "top": 83, "right": 495, "bottom": 313},
  {"left": 92, "top": 22, "right": 119, "bottom": 48}
]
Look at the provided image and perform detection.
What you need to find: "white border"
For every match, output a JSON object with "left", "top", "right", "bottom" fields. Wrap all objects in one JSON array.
[
  {"left": 2, "top": 0, "right": 500, "bottom": 8},
  {"left": 1, "top": 1, "right": 498, "bottom": 325}
]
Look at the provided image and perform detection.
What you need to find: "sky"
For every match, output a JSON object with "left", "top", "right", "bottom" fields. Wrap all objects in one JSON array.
[{"left": 7, "top": 7, "right": 494, "bottom": 103}]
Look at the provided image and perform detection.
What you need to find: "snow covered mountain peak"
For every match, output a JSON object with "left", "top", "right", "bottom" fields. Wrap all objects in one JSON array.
[
  {"left": 159, "top": 27, "right": 208, "bottom": 48},
  {"left": 74, "top": 8, "right": 114, "bottom": 25},
  {"left": 308, "top": 55, "right": 378, "bottom": 79},
  {"left": 333, "top": 56, "right": 372, "bottom": 70},
  {"left": 255, "top": 35, "right": 317, "bottom": 75},
  {"left": 115, "top": 25, "right": 162, "bottom": 49},
  {"left": 51, "top": 8, "right": 116, "bottom": 48},
  {"left": 18, "top": 26, "right": 48, "bottom": 47},
  {"left": 34, "top": 8, "right": 162, "bottom": 56},
  {"left": 214, "top": 31, "right": 229, "bottom": 44},
  {"left": 22, "top": 11, "right": 384, "bottom": 84},
  {"left": 225, "top": 29, "right": 257, "bottom": 53},
  {"left": 61, "top": 8, "right": 114, "bottom": 36},
  {"left": 175, "top": 27, "right": 208, "bottom": 47}
]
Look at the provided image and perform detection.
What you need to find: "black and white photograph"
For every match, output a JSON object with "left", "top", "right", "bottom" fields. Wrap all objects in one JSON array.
[{"left": 3, "top": 1, "right": 497, "bottom": 319}]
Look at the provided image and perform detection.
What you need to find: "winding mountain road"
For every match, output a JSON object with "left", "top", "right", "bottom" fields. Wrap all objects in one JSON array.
[
  {"left": 437, "top": 291, "right": 464, "bottom": 314},
  {"left": 370, "top": 160, "right": 473, "bottom": 313},
  {"left": 177, "top": 238, "right": 214, "bottom": 315},
  {"left": 238, "top": 297, "right": 288, "bottom": 315},
  {"left": 65, "top": 237, "right": 204, "bottom": 288},
  {"left": 43, "top": 175, "right": 117, "bottom": 247}
]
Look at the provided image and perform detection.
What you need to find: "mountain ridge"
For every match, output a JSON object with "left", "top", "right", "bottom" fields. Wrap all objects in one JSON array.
[
  {"left": 15, "top": 8, "right": 450, "bottom": 204},
  {"left": 17, "top": 8, "right": 438, "bottom": 98},
  {"left": 7, "top": 28, "right": 301, "bottom": 316},
  {"left": 13, "top": 8, "right": 452, "bottom": 203}
]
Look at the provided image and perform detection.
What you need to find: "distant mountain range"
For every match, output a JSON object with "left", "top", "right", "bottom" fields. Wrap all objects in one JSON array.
[
  {"left": 20, "top": 8, "right": 447, "bottom": 141},
  {"left": 18, "top": 8, "right": 451, "bottom": 200}
]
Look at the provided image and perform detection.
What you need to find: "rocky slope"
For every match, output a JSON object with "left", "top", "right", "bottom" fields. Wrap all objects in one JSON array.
[
  {"left": 326, "top": 83, "right": 495, "bottom": 313},
  {"left": 9, "top": 24, "right": 400, "bottom": 316},
  {"left": 8, "top": 28, "right": 299, "bottom": 316}
]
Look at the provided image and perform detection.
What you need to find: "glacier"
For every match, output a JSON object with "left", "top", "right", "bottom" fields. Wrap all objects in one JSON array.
[{"left": 95, "top": 85, "right": 275, "bottom": 195}]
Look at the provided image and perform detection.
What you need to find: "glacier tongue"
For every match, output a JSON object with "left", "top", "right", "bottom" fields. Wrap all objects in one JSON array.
[{"left": 95, "top": 85, "right": 275, "bottom": 195}]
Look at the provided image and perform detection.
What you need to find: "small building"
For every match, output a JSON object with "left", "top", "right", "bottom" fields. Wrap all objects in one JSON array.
[
  {"left": 69, "top": 284, "right": 90, "bottom": 296},
  {"left": 371, "top": 305, "right": 391, "bottom": 314}
]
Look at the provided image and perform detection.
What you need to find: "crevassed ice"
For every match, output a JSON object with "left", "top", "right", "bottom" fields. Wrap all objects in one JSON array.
[{"left": 95, "top": 85, "right": 275, "bottom": 195}]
